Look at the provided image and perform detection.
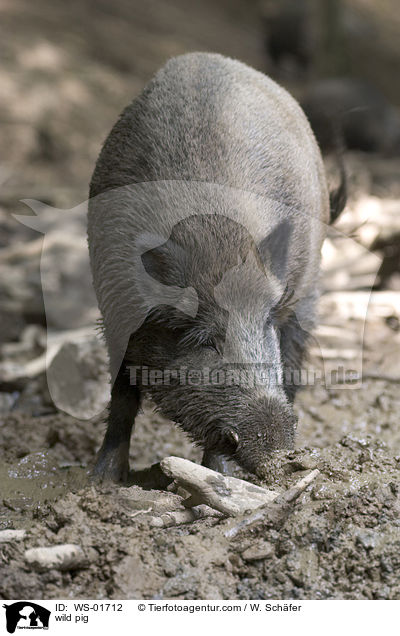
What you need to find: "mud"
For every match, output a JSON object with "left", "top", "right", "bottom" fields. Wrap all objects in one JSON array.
[{"left": 1, "top": 377, "right": 399, "bottom": 600}]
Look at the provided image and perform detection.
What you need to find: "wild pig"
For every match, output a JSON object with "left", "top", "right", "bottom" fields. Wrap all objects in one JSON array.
[{"left": 87, "top": 52, "right": 343, "bottom": 482}]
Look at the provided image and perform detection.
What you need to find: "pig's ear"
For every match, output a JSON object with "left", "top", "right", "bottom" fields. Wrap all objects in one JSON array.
[
  {"left": 258, "top": 219, "right": 292, "bottom": 281},
  {"left": 139, "top": 232, "right": 188, "bottom": 287}
]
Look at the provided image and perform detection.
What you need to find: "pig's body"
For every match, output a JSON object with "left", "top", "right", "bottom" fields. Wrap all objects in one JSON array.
[{"left": 88, "top": 53, "right": 330, "bottom": 482}]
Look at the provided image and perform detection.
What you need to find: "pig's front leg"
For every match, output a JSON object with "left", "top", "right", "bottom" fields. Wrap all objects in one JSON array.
[
  {"left": 92, "top": 363, "right": 140, "bottom": 483},
  {"left": 201, "top": 450, "right": 235, "bottom": 475}
]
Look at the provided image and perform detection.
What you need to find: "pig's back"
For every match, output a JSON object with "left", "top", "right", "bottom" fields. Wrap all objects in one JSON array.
[{"left": 89, "top": 52, "right": 328, "bottom": 219}]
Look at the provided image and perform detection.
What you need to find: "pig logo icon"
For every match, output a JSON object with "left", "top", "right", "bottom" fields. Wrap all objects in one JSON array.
[{"left": 3, "top": 602, "right": 50, "bottom": 633}]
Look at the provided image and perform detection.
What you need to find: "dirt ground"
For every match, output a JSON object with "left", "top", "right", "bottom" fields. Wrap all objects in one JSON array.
[{"left": 0, "top": 0, "right": 400, "bottom": 600}]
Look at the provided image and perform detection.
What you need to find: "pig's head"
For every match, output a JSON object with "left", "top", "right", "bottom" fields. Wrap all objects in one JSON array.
[{"left": 131, "top": 214, "right": 298, "bottom": 478}]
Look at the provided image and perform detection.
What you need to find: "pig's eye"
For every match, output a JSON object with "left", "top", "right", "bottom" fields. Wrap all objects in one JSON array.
[
  {"left": 223, "top": 427, "right": 239, "bottom": 452},
  {"left": 203, "top": 339, "right": 221, "bottom": 355}
]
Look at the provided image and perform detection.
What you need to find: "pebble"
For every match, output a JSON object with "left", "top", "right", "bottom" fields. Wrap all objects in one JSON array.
[
  {"left": 0, "top": 529, "right": 26, "bottom": 542},
  {"left": 355, "top": 530, "right": 379, "bottom": 550},
  {"left": 24, "top": 544, "right": 94, "bottom": 571},
  {"left": 241, "top": 541, "right": 274, "bottom": 561}
]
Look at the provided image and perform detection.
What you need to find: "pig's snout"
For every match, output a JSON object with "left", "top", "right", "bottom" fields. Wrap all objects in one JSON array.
[{"left": 231, "top": 395, "right": 297, "bottom": 477}]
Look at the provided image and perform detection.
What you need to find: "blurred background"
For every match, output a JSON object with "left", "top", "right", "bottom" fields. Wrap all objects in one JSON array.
[{"left": 1, "top": 0, "right": 400, "bottom": 203}]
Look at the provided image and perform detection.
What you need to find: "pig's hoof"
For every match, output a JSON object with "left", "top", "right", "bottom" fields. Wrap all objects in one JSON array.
[{"left": 90, "top": 448, "right": 129, "bottom": 484}]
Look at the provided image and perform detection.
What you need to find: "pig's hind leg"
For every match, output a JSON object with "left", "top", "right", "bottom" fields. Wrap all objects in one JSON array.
[{"left": 91, "top": 362, "right": 140, "bottom": 483}]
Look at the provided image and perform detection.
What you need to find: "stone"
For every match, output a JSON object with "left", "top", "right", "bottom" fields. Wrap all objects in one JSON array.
[
  {"left": 24, "top": 544, "right": 94, "bottom": 571},
  {"left": 241, "top": 540, "right": 274, "bottom": 561},
  {"left": 0, "top": 529, "right": 26, "bottom": 542}
]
